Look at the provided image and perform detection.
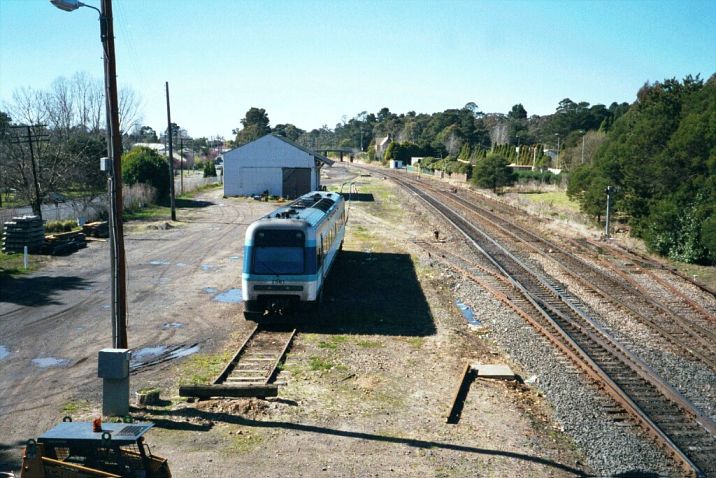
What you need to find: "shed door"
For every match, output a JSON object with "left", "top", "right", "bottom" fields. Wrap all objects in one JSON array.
[{"left": 282, "top": 168, "right": 311, "bottom": 198}]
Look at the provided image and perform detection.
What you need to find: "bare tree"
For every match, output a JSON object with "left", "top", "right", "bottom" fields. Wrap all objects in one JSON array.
[
  {"left": 71, "top": 72, "right": 104, "bottom": 133},
  {"left": 1, "top": 72, "right": 143, "bottom": 212},
  {"left": 119, "top": 86, "right": 142, "bottom": 134}
]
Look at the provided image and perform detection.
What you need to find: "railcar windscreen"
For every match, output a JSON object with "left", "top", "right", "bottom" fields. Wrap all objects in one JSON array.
[{"left": 253, "top": 246, "right": 304, "bottom": 274}]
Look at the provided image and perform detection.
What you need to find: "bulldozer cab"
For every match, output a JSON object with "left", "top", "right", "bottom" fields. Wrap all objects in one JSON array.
[{"left": 20, "top": 420, "right": 170, "bottom": 478}]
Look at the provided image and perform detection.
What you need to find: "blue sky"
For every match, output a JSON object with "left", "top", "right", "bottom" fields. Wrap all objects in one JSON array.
[{"left": 1, "top": 0, "right": 714, "bottom": 139}]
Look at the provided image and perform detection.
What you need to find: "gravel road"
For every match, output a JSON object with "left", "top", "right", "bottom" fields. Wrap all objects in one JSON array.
[{"left": 0, "top": 187, "right": 272, "bottom": 470}]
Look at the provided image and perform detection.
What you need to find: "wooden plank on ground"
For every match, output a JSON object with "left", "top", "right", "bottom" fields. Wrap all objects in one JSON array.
[
  {"left": 446, "top": 363, "right": 473, "bottom": 424},
  {"left": 179, "top": 384, "right": 278, "bottom": 399}
]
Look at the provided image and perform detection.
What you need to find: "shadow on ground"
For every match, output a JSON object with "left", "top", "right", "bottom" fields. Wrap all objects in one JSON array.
[
  {"left": 173, "top": 198, "right": 215, "bottom": 209},
  {"left": 137, "top": 406, "right": 588, "bottom": 476},
  {"left": 293, "top": 250, "right": 435, "bottom": 336},
  {"left": 0, "top": 275, "right": 91, "bottom": 306},
  {"left": 340, "top": 192, "right": 374, "bottom": 202},
  {"left": 0, "top": 441, "right": 23, "bottom": 473}
]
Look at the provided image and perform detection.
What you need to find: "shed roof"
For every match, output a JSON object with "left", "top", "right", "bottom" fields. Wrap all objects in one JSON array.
[{"left": 228, "top": 134, "right": 334, "bottom": 167}]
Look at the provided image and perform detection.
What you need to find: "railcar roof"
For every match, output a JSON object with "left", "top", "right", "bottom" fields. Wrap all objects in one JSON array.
[{"left": 259, "top": 191, "right": 342, "bottom": 227}]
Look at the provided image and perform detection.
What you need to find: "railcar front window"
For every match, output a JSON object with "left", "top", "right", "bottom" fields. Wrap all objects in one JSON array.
[{"left": 253, "top": 247, "right": 304, "bottom": 274}]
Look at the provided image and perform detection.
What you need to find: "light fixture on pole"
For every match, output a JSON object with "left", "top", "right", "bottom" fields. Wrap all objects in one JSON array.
[{"left": 51, "top": 0, "right": 128, "bottom": 349}]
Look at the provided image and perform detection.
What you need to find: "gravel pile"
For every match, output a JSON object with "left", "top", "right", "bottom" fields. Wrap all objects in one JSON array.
[{"left": 442, "top": 265, "right": 678, "bottom": 476}]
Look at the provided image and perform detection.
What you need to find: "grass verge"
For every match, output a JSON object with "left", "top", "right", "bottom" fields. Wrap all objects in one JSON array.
[
  {"left": 178, "top": 350, "right": 234, "bottom": 385},
  {"left": 517, "top": 191, "right": 581, "bottom": 213}
]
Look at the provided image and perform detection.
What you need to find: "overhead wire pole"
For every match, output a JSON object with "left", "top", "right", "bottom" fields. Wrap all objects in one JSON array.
[
  {"left": 165, "top": 81, "right": 177, "bottom": 221},
  {"left": 101, "top": 0, "right": 128, "bottom": 349},
  {"left": 179, "top": 134, "right": 184, "bottom": 195}
]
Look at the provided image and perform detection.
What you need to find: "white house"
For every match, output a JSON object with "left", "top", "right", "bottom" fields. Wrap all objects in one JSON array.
[
  {"left": 375, "top": 135, "right": 391, "bottom": 158},
  {"left": 223, "top": 134, "right": 333, "bottom": 198}
]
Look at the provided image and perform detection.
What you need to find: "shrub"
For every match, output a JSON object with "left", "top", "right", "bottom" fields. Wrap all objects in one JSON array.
[
  {"left": 123, "top": 183, "right": 158, "bottom": 212},
  {"left": 472, "top": 153, "right": 516, "bottom": 190},
  {"left": 45, "top": 220, "right": 78, "bottom": 233},
  {"left": 121, "top": 147, "right": 170, "bottom": 201},
  {"left": 203, "top": 161, "right": 217, "bottom": 177}
]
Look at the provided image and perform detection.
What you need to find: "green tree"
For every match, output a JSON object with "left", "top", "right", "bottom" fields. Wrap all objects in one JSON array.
[
  {"left": 234, "top": 107, "right": 271, "bottom": 146},
  {"left": 472, "top": 153, "right": 516, "bottom": 192},
  {"left": 203, "top": 160, "right": 217, "bottom": 178},
  {"left": 273, "top": 123, "right": 305, "bottom": 141},
  {"left": 121, "top": 146, "right": 170, "bottom": 201},
  {"left": 508, "top": 104, "right": 527, "bottom": 120},
  {"left": 567, "top": 74, "right": 716, "bottom": 264}
]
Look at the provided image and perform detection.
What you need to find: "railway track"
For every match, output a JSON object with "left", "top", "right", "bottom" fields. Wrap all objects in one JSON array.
[
  {"left": 403, "top": 174, "right": 716, "bottom": 373},
  {"left": 213, "top": 325, "right": 296, "bottom": 386},
  {"left": 364, "top": 166, "right": 716, "bottom": 476}
]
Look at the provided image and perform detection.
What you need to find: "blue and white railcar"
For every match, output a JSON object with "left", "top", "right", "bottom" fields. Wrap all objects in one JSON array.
[{"left": 242, "top": 191, "right": 346, "bottom": 319}]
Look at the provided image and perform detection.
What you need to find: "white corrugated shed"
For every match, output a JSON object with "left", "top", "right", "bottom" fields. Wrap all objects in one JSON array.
[{"left": 223, "top": 134, "right": 333, "bottom": 197}]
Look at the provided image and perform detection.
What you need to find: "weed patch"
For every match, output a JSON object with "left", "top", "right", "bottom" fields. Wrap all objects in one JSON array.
[{"left": 179, "top": 351, "right": 233, "bottom": 385}]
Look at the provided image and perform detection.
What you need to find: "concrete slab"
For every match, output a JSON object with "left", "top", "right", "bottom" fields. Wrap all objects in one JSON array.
[{"left": 472, "top": 363, "right": 516, "bottom": 380}]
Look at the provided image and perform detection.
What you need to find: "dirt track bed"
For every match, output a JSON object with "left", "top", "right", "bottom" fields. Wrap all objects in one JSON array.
[{"left": 1, "top": 168, "right": 588, "bottom": 476}]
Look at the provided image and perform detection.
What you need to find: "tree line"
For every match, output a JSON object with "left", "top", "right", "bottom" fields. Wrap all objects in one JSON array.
[
  {"left": 567, "top": 75, "right": 716, "bottom": 264},
  {"left": 3, "top": 71, "right": 713, "bottom": 264}
]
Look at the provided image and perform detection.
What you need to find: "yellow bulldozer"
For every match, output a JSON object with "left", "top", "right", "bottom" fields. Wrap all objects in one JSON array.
[{"left": 20, "top": 418, "right": 170, "bottom": 478}]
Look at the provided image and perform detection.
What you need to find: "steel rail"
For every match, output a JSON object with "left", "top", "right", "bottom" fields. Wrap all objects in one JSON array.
[
  {"left": 213, "top": 325, "right": 295, "bottom": 386},
  {"left": 380, "top": 171, "right": 714, "bottom": 477},
  {"left": 409, "top": 174, "right": 716, "bottom": 371}
]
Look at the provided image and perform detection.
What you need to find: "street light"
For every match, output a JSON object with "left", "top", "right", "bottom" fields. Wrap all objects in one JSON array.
[{"left": 51, "top": 0, "right": 128, "bottom": 349}]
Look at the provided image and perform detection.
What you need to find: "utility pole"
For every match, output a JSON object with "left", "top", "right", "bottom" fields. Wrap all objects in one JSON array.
[
  {"left": 605, "top": 186, "right": 613, "bottom": 239},
  {"left": 179, "top": 135, "right": 184, "bottom": 195},
  {"left": 101, "top": 0, "right": 128, "bottom": 349},
  {"left": 165, "top": 81, "right": 176, "bottom": 221},
  {"left": 9, "top": 125, "right": 48, "bottom": 219}
]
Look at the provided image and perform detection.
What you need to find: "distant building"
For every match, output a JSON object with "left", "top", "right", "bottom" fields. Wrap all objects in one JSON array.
[
  {"left": 131, "top": 142, "right": 184, "bottom": 167},
  {"left": 223, "top": 134, "right": 333, "bottom": 198},
  {"left": 375, "top": 134, "right": 392, "bottom": 158}
]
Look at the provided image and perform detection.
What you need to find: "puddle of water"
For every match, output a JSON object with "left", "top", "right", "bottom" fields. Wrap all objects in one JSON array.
[
  {"left": 32, "top": 357, "right": 71, "bottom": 368},
  {"left": 149, "top": 259, "right": 171, "bottom": 265},
  {"left": 200, "top": 264, "right": 217, "bottom": 272},
  {"left": 176, "top": 262, "right": 187, "bottom": 267},
  {"left": 101, "top": 304, "right": 111, "bottom": 310},
  {"left": 131, "top": 345, "right": 167, "bottom": 364},
  {"left": 456, "top": 300, "right": 482, "bottom": 327},
  {"left": 214, "top": 288, "right": 243, "bottom": 303},
  {"left": 130, "top": 344, "right": 200, "bottom": 369},
  {"left": 228, "top": 256, "right": 241, "bottom": 261},
  {"left": 167, "top": 344, "right": 200, "bottom": 360},
  {"left": 162, "top": 322, "right": 184, "bottom": 329},
  {"left": 0, "top": 346, "right": 9, "bottom": 360},
  {"left": 202, "top": 287, "right": 218, "bottom": 294}
]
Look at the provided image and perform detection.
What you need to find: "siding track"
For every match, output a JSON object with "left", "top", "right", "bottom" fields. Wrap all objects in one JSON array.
[{"left": 364, "top": 166, "right": 716, "bottom": 477}]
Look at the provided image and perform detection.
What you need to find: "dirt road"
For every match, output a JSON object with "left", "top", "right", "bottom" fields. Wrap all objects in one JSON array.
[
  {"left": 0, "top": 164, "right": 587, "bottom": 476},
  {"left": 0, "top": 188, "right": 273, "bottom": 469}
]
